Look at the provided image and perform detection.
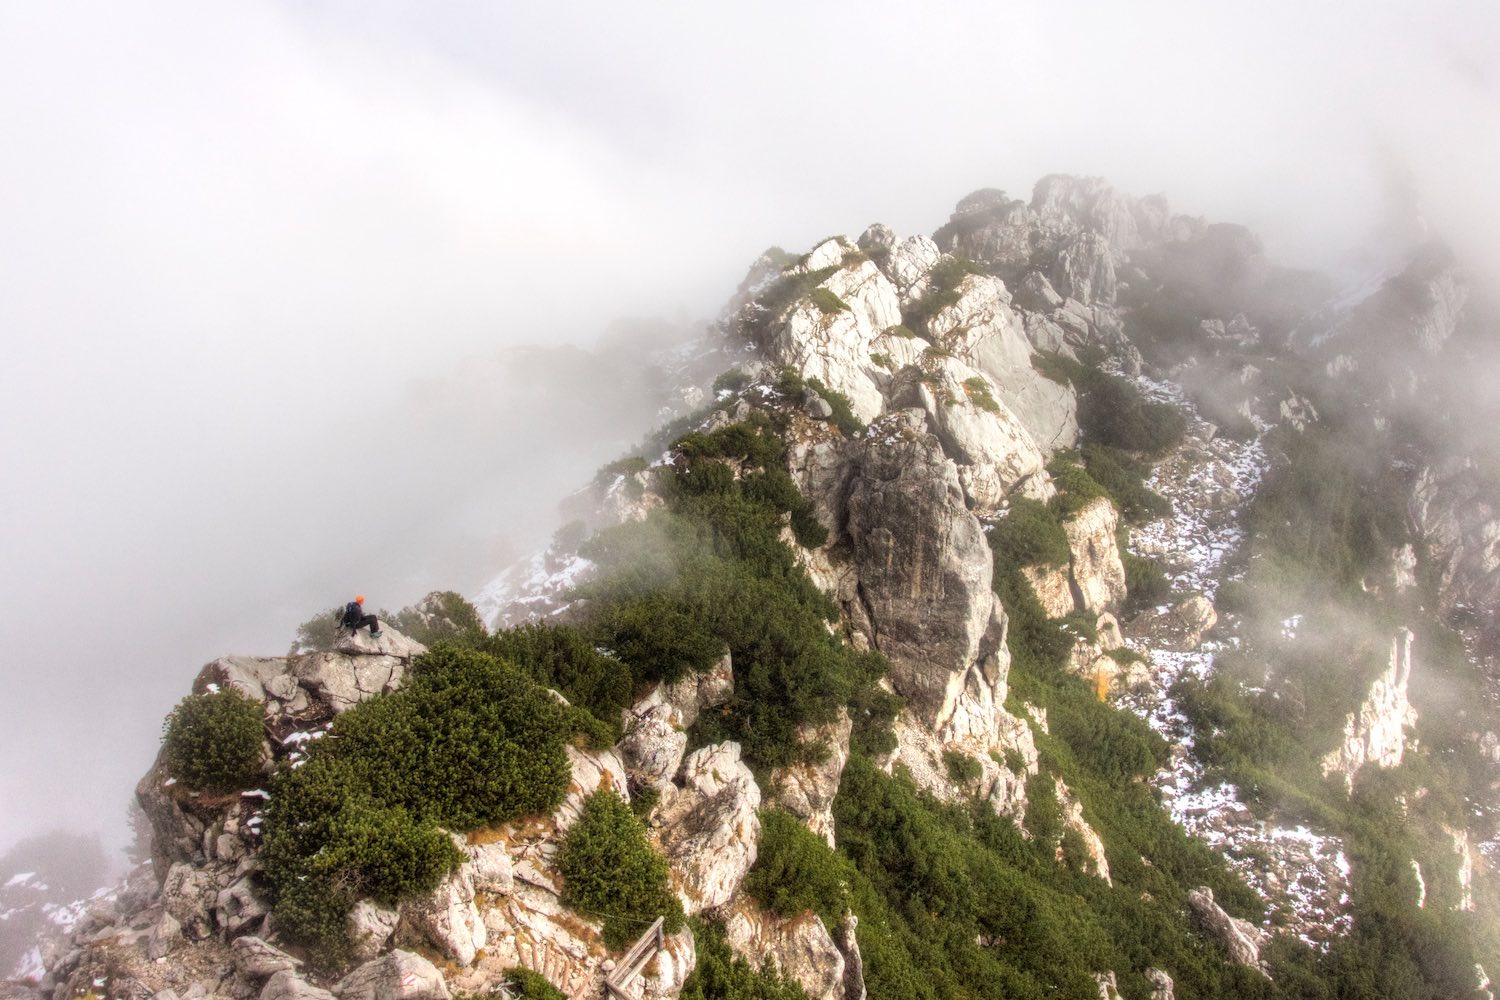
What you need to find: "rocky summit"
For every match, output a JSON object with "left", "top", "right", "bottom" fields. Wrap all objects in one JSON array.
[{"left": 11, "top": 176, "right": 1500, "bottom": 1000}]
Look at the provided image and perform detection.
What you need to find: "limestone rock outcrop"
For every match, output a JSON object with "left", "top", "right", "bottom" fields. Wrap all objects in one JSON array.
[
  {"left": 722, "top": 896, "right": 847, "bottom": 1000},
  {"left": 844, "top": 410, "right": 1010, "bottom": 746},
  {"left": 651, "top": 742, "right": 762, "bottom": 915},
  {"left": 1321, "top": 629, "right": 1418, "bottom": 791},
  {"left": 1187, "top": 887, "right": 1265, "bottom": 973},
  {"left": 925, "top": 273, "right": 1078, "bottom": 451},
  {"left": 1063, "top": 497, "right": 1127, "bottom": 613},
  {"left": 770, "top": 709, "right": 852, "bottom": 847},
  {"left": 337, "top": 950, "right": 451, "bottom": 1000}
]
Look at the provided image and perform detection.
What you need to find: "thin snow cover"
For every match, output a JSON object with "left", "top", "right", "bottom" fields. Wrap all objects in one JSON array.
[
  {"left": 4, "top": 871, "right": 36, "bottom": 888},
  {"left": 473, "top": 546, "right": 596, "bottom": 628},
  {"left": 1281, "top": 614, "right": 1304, "bottom": 640},
  {"left": 1115, "top": 373, "right": 1351, "bottom": 945},
  {"left": 13, "top": 945, "right": 44, "bottom": 983}
]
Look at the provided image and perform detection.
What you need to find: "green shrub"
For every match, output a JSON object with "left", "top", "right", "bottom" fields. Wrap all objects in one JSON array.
[
  {"left": 805, "top": 376, "right": 864, "bottom": 436},
  {"left": 810, "top": 287, "right": 850, "bottom": 315},
  {"left": 581, "top": 421, "right": 888, "bottom": 774},
  {"left": 501, "top": 969, "right": 567, "bottom": 1000},
  {"left": 1026, "top": 350, "right": 1187, "bottom": 455},
  {"left": 774, "top": 365, "right": 806, "bottom": 399},
  {"left": 385, "top": 591, "right": 487, "bottom": 648},
  {"left": 259, "top": 754, "right": 463, "bottom": 957},
  {"left": 755, "top": 267, "right": 838, "bottom": 320},
  {"left": 1046, "top": 451, "right": 1111, "bottom": 518},
  {"left": 904, "top": 256, "right": 986, "bottom": 332},
  {"left": 558, "top": 791, "right": 683, "bottom": 949},
  {"left": 1079, "top": 375, "right": 1187, "bottom": 455},
  {"left": 989, "top": 497, "right": 1070, "bottom": 572},
  {"left": 259, "top": 646, "right": 580, "bottom": 956},
  {"left": 745, "top": 810, "right": 852, "bottom": 923},
  {"left": 1123, "top": 552, "right": 1172, "bottom": 611},
  {"left": 870, "top": 351, "right": 894, "bottom": 370},
  {"left": 330, "top": 646, "right": 575, "bottom": 830},
  {"left": 680, "top": 918, "right": 811, "bottom": 1000},
  {"left": 962, "top": 376, "right": 1001, "bottom": 413},
  {"left": 1079, "top": 444, "right": 1171, "bottom": 523},
  {"left": 162, "top": 688, "right": 265, "bottom": 793},
  {"left": 292, "top": 606, "right": 344, "bottom": 653},
  {"left": 943, "top": 750, "right": 982, "bottom": 785},
  {"left": 884, "top": 324, "right": 918, "bottom": 339},
  {"left": 481, "top": 622, "right": 633, "bottom": 743},
  {"left": 713, "top": 368, "right": 753, "bottom": 394}
]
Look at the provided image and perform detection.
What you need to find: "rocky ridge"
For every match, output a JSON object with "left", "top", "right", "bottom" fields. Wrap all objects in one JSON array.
[{"left": 16, "top": 174, "right": 1499, "bottom": 998}]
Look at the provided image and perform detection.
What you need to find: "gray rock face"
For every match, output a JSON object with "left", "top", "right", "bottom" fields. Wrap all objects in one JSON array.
[
  {"left": 883, "top": 235, "right": 942, "bottom": 301},
  {"left": 835, "top": 913, "right": 867, "bottom": 1000},
  {"left": 335, "top": 951, "right": 450, "bottom": 1000},
  {"left": 402, "top": 864, "right": 485, "bottom": 967},
  {"left": 292, "top": 652, "right": 407, "bottom": 715},
  {"left": 1187, "top": 887, "right": 1265, "bottom": 972},
  {"left": 769, "top": 709, "right": 852, "bottom": 847},
  {"left": 346, "top": 899, "right": 400, "bottom": 964},
  {"left": 1015, "top": 270, "right": 1064, "bottom": 312},
  {"left": 1411, "top": 459, "right": 1500, "bottom": 642},
  {"left": 652, "top": 742, "right": 761, "bottom": 915},
  {"left": 845, "top": 410, "right": 1011, "bottom": 745},
  {"left": 1320, "top": 629, "right": 1418, "bottom": 792},
  {"left": 761, "top": 254, "right": 902, "bottom": 423},
  {"left": 924, "top": 274, "right": 1078, "bottom": 451},
  {"left": 262, "top": 971, "right": 335, "bottom": 1000},
  {"left": 1063, "top": 498, "right": 1127, "bottom": 613},
  {"left": 231, "top": 937, "right": 301, "bottom": 980},
  {"left": 890, "top": 363, "right": 1049, "bottom": 514},
  {"left": 1052, "top": 232, "right": 1117, "bottom": 305},
  {"left": 214, "top": 876, "right": 268, "bottom": 937},
  {"left": 722, "top": 896, "right": 846, "bottom": 1000},
  {"left": 1146, "top": 968, "right": 1175, "bottom": 1000},
  {"left": 464, "top": 842, "right": 513, "bottom": 895},
  {"left": 161, "top": 863, "right": 221, "bottom": 940},
  {"left": 857, "top": 223, "right": 896, "bottom": 252}
]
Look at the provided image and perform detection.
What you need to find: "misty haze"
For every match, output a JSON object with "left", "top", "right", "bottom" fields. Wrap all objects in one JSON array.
[{"left": 3, "top": 1, "right": 1499, "bottom": 997}]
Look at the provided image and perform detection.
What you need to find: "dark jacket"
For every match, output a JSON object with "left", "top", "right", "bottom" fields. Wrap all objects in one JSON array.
[{"left": 340, "top": 602, "right": 365, "bottom": 628}]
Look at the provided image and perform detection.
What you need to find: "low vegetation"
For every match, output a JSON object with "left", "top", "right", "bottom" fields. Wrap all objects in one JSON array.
[
  {"left": 259, "top": 646, "right": 582, "bottom": 958},
  {"left": 558, "top": 790, "right": 683, "bottom": 950},
  {"left": 161, "top": 688, "right": 264, "bottom": 793}
]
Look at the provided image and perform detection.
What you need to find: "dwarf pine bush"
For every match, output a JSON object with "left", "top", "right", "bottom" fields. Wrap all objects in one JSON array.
[
  {"left": 260, "top": 645, "right": 578, "bottom": 957},
  {"left": 558, "top": 790, "right": 683, "bottom": 949},
  {"left": 161, "top": 688, "right": 264, "bottom": 793}
]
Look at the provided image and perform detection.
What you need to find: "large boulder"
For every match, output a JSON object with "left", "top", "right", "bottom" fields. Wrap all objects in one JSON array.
[
  {"left": 231, "top": 937, "right": 301, "bottom": 980},
  {"left": 925, "top": 273, "right": 1078, "bottom": 451},
  {"left": 346, "top": 900, "right": 400, "bottom": 964},
  {"left": 722, "top": 896, "right": 847, "bottom": 1000},
  {"left": 760, "top": 248, "right": 902, "bottom": 423},
  {"left": 769, "top": 709, "right": 852, "bottom": 847},
  {"left": 889, "top": 363, "right": 1049, "bottom": 513},
  {"left": 1063, "top": 498, "right": 1127, "bottom": 612},
  {"left": 291, "top": 652, "right": 407, "bottom": 716},
  {"left": 844, "top": 410, "right": 1011, "bottom": 745},
  {"left": 401, "top": 863, "right": 486, "bottom": 967},
  {"left": 335, "top": 951, "right": 450, "bottom": 1000},
  {"left": 652, "top": 743, "right": 762, "bottom": 915},
  {"left": 263, "top": 972, "right": 336, "bottom": 1000},
  {"left": 1187, "top": 887, "right": 1265, "bottom": 973}
]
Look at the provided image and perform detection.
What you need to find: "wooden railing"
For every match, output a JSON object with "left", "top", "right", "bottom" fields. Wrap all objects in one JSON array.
[{"left": 603, "top": 915, "right": 666, "bottom": 998}]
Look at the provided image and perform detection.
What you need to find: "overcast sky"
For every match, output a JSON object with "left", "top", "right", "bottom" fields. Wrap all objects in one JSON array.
[{"left": 1, "top": 0, "right": 1496, "bottom": 856}]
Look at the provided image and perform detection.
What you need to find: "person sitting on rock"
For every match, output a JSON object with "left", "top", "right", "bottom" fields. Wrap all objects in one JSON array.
[{"left": 339, "top": 595, "right": 382, "bottom": 638}]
